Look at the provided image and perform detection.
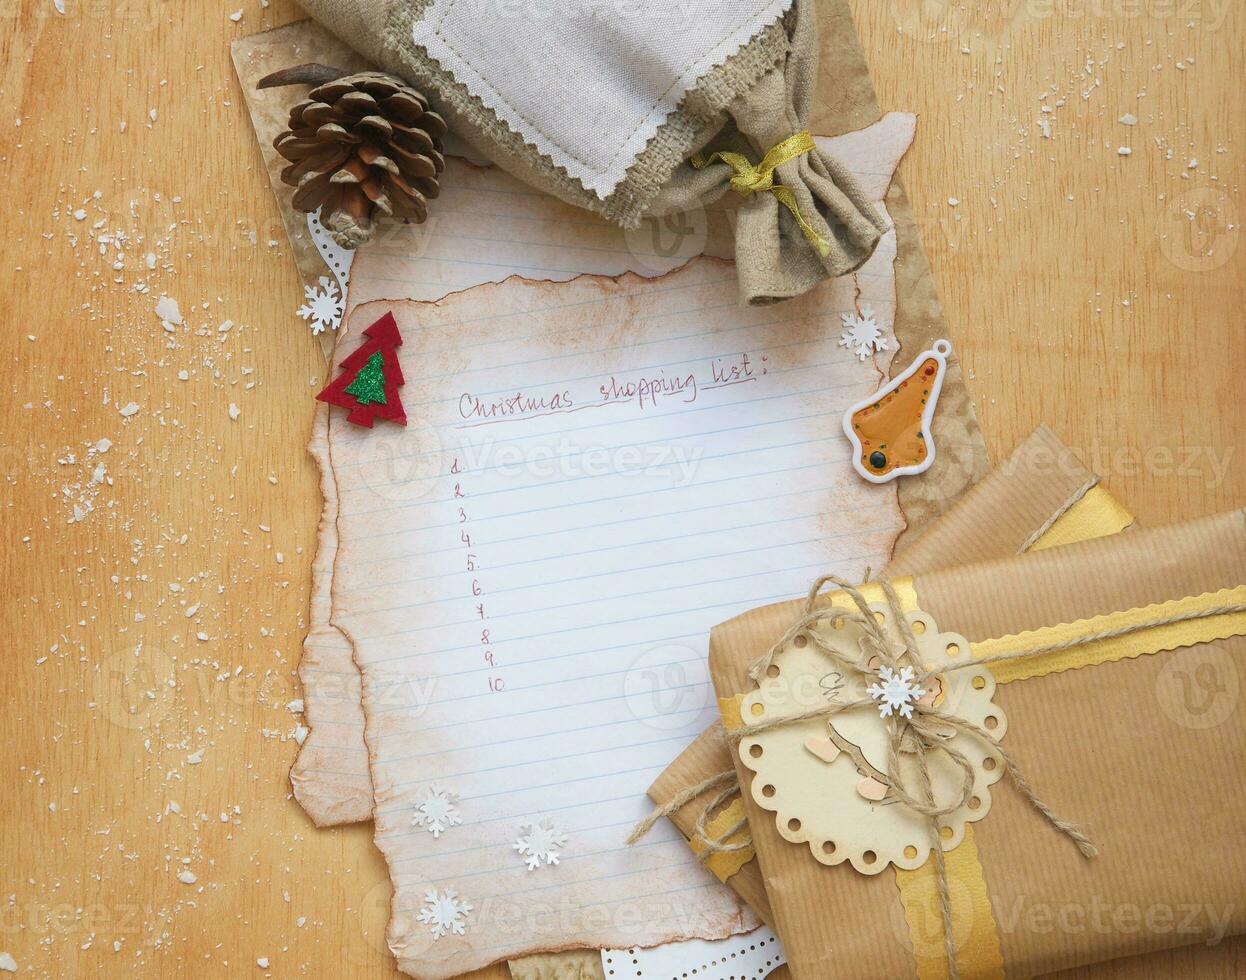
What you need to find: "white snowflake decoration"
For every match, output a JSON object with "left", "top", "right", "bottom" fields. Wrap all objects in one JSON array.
[
  {"left": 412, "top": 786, "right": 462, "bottom": 838},
  {"left": 839, "top": 307, "right": 891, "bottom": 361},
  {"left": 417, "top": 888, "right": 472, "bottom": 940},
  {"left": 512, "top": 818, "right": 567, "bottom": 871},
  {"left": 866, "top": 666, "right": 925, "bottom": 720},
  {"left": 295, "top": 276, "right": 345, "bottom": 335}
]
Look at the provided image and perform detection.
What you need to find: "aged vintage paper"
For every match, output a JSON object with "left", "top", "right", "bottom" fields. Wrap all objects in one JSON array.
[
  {"left": 296, "top": 119, "right": 916, "bottom": 828},
  {"left": 329, "top": 254, "right": 910, "bottom": 976}
]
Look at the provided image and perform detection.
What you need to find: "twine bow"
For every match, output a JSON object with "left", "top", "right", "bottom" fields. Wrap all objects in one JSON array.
[{"left": 691, "top": 130, "right": 832, "bottom": 258}]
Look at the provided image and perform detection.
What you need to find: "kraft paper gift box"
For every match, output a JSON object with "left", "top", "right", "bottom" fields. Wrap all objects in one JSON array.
[
  {"left": 647, "top": 425, "right": 1135, "bottom": 925},
  {"left": 706, "top": 507, "right": 1246, "bottom": 980}
]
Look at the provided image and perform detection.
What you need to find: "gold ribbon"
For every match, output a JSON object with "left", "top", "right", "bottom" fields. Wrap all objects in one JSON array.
[
  {"left": 691, "top": 131, "right": 833, "bottom": 258},
  {"left": 893, "top": 495, "right": 1133, "bottom": 980}
]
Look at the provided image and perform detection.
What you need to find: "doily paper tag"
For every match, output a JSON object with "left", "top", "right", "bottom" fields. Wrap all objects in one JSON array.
[
  {"left": 738, "top": 603, "right": 1006, "bottom": 874},
  {"left": 601, "top": 925, "right": 785, "bottom": 979}
]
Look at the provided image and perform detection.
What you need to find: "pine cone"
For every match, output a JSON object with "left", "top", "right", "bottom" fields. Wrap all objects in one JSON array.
[{"left": 266, "top": 67, "right": 447, "bottom": 249}]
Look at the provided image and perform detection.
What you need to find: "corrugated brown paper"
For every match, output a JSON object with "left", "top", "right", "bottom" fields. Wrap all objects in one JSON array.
[
  {"left": 648, "top": 424, "right": 1132, "bottom": 924},
  {"left": 709, "top": 508, "right": 1246, "bottom": 978}
]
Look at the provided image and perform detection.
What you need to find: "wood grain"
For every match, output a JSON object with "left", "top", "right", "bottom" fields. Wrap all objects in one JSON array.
[{"left": 0, "top": 0, "right": 1239, "bottom": 978}]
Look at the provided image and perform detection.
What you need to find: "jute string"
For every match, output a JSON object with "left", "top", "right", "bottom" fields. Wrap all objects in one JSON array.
[
  {"left": 1017, "top": 475, "right": 1100, "bottom": 554},
  {"left": 629, "top": 573, "right": 1246, "bottom": 979}
]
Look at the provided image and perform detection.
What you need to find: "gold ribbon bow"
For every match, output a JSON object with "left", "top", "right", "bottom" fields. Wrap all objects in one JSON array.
[{"left": 691, "top": 130, "right": 833, "bottom": 258}]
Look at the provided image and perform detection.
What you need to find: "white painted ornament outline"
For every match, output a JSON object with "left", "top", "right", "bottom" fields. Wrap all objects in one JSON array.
[{"left": 842, "top": 339, "right": 951, "bottom": 485}]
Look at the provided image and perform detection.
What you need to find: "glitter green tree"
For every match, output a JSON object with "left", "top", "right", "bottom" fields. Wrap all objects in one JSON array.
[
  {"left": 344, "top": 351, "right": 387, "bottom": 406},
  {"left": 316, "top": 312, "right": 407, "bottom": 428}
]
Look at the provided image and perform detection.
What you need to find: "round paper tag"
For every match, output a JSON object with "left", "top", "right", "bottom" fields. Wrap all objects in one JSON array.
[{"left": 738, "top": 603, "right": 1006, "bottom": 874}]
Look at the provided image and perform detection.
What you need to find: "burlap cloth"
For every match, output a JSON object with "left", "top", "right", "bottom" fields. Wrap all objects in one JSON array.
[{"left": 297, "top": 0, "right": 888, "bottom": 304}]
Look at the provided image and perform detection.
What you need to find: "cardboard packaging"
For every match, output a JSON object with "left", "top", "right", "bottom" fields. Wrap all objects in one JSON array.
[
  {"left": 707, "top": 506, "right": 1245, "bottom": 979},
  {"left": 647, "top": 425, "right": 1134, "bottom": 925}
]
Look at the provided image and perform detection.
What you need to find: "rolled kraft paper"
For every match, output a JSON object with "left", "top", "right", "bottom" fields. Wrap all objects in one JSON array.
[
  {"left": 295, "top": 0, "right": 888, "bottom": 304},
  {"left": 647, "top": 425, "right": 1133, "bottom": 925},
  {"left": 709, "top": 509, "right": 1246, "bottom": 980}
]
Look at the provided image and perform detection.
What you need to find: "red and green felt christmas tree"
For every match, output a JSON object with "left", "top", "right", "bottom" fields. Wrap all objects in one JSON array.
[{"left": 316, "top": 312, "right": 407, "bottom": 428}]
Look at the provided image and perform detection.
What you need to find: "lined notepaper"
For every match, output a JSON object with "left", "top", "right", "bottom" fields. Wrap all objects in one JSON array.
[
  {"left": 328, "top": 255, "right": 905, "bottom": 977},
  {"left": 294, "top": 116, "right": 918, "bottom": 838}
]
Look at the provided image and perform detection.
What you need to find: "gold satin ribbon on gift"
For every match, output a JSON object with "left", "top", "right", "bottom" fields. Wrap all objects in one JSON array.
[
  {"left": 691, "top": 131, "right": 833, "bottom": 258},
  {"left": 894, "top": 491, "right": 1128, "bottom": 980},
  {"left": 691, "top": 487, "right": 1245, "bottom": 978},
  {"left": 888, "top": 484, "right": 1244, "bottom": 980},
  {"left": 895, "top": 580, "right": 1246, "bottom": 980}
]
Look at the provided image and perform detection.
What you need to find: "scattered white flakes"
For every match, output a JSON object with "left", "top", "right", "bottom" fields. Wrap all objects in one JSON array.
[
  {"left": 1188, "top": 158, "right": 1198, "bottom": 170},
  {"left": 512, "top": 818, "right": 568, "bottom": 871},
  {"left": 947, "top": 197, "right": 960, "bottom": 207},
  {"left": 176, "top": 870, "right": 197, "bottom": 885},
  {"left": 417, "top": 889, "right": 472, "bottom": 940},
  {"left": 294, "top": 725, "right": 310, "bottom": 746},
  {"left": 228, "top": 403, "right": 241, "bottom": 421},
  {"left": 178, "top": 370, "right": 189, "bottom": 381},
  {"left": 286, "top": 699, "right": 304, "bottom": 714},
  {"left": 229, "top": 8, "right": 243, "bottom": 21},
  {"left": 154, "top": 295, "right": 183, "bottom": 325},
  {"left": 195, "top": 631, "right": 210, "bottom": 642},
  {"left": 1119, "top": 113, "right": 1138, "bottom": 126},
  {"left": 412, "top": 786, "right": 462, "bottom": 838},
  {"left": 187, "top": 748, "right": 205, "bottom": 765},
  {"left": 117, "top": 402, "right": 140, "bottom": 418},
  {"left": 73, "top": 208, "right": 87, "bottom": 221},
  {"left": 0, "top": 952, "right": 15, "bottom": 973},
  {"left": 256, "top": 957, "right": 270, "bottom": 969},
  {"left": 296, "top": 916, "right": 306, "bottom": 928},
  {"left": 185, "top": 603, "right": 200, "bottom": 618},
  {"left": 148, "top": 108, "right": 158, "bottom": 123},
  {"left": 95, "top": 437, "right": 112, "bottom": 453},
  {"left": 1117, "top": 146, "right": 1132, "bottom": 156},
  {"left": 145, "top": 252, "right": 157, "bottom": 270},
  {"left": 218, "top": 319, "right": 234, "bottom": 333}
]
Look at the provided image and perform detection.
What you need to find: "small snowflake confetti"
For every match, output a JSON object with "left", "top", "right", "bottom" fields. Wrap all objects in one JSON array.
[
  {"left": 296, "top": 276, "right": 345, "bottom": 335},
  {"left": 412, "top": 786, "right": 462, "bottom": 838},
  {"left": 512, "top": 818, "right": 568, "bottom": 871},
  {"left": 839, "top": 307, "right": 891, "bottom": 361},
  {"left": 866, "top": 666, "right": 925, "bottom": 720},
  {"left": 417, "top": 888, "right": 472, "bottom": 940}
]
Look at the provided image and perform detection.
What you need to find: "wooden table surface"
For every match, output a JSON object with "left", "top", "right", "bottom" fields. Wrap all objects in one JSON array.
[{"left": 0, "top": 0, "right": 1241, "bottom": 977}]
